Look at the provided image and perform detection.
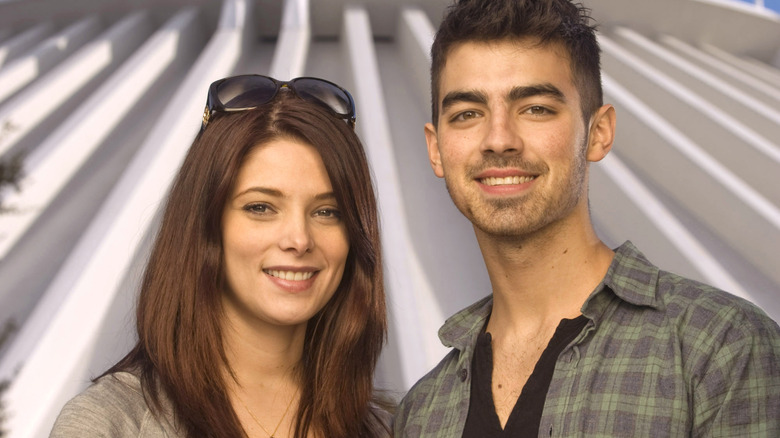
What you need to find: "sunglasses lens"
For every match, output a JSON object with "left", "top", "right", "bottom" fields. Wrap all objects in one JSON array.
[
  {"left": 294, "top": 78, "right": 352, "bottom": 116},
  {"left": 216, "top": 75, "right": 277, "bottom": 109}
]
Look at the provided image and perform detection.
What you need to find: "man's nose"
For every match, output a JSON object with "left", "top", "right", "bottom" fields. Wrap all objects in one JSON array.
[{"left": 481, "top": 110, "right": 522, "bottom": 155}]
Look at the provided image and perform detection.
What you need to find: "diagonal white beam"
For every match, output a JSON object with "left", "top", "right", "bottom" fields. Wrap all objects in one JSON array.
[
  {"left": 660, "top": 35, "right": 780, "bottom": 104},
  {"left": 0, "top": 12, "right": 151, "bottom": 160},
  {"left": 397, "top": 7, "right": 435, "bottom": 111},
  {"left": 0, "top": 22, "right": 53, "bottom": 68},
  {"left": 269, "top": 0, "right": 310, "bottom": 79},
  {"left": 0, "top": 16, "right": 101, "bottom": 104},
  {"left": 615, "top": 26, "right": 780, "bottom": 128},
  {"left": 600, "top": 32, "right": 780, "bottom": 167}
]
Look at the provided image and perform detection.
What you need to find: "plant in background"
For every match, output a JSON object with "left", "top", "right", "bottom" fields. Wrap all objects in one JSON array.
[
  {"left": 0, "top": 150, "right": 26, "bottom": 436},
  {"left": 0, "top": 153, "right": 24, "bottom": 214},
  {"left": 0, "top": 377, "right": 6, "bottom": 437},
  {"left": 0, "top": 320, "right": 16, "bottom": 438}
]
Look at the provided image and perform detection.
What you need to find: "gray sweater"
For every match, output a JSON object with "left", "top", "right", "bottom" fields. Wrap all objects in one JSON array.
[
  {"left": 50, "top": 371, "right": 393, "bottom": 437},
  {"left": 50, "top": 372, "right": 180, "bottom": 437}
]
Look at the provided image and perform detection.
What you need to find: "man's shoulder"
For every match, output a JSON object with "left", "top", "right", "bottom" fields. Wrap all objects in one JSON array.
[
  {"left": 647, "top": 271, "right": 780, "bottom": 435},
  {"left": 654, "top": 269, "right": 780, "bottom": 346},
  {"left": 610, "top": 241, "right": 778, "bottom": 334},
  {"left": 651, "top": 263, "right": 770, "bottom": 317},
  {"left": 606, "top": 247, "right": 780, "bottom": 370}
]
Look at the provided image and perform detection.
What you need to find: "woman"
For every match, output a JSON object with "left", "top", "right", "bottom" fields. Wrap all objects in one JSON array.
[{"left": 50, "top": 75, "right": 389, "bottom": 437}]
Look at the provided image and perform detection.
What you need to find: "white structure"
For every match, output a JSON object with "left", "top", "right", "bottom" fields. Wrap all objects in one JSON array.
[{"left": 0, "top": 0, "right": 778, "bottom": 436}]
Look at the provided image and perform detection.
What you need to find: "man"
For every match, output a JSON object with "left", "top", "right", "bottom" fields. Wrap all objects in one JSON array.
[{"left": 393, "top": 0, "right": 780, "bottom": 436}]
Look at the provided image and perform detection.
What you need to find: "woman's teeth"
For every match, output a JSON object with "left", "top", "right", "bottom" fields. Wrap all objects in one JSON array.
[{"left": 265, "top": 270, "right": 314, "bottom": 281}]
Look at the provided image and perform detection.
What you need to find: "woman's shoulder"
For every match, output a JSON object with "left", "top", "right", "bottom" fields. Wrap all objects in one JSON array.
[
  {"left": 49, "top": 371, "right": 179, "bottom": 437},
  {"left": 368, "top": 400, "right": 394, "bottom": 437}
]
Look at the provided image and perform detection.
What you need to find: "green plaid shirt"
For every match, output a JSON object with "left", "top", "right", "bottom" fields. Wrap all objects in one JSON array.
[{"left": 394, "top": 241, "right": 780, "bottom": 437}]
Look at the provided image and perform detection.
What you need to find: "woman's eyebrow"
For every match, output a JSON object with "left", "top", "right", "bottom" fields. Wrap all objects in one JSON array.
[
  {"left": 234, "top": 186, "right": 283, "bottom": 199},
  {"left": 234, "top": 188, "right": 337, "bottom": 202},
  {"left": 313, "top": 192, "right": 337, "bottom": 201}
]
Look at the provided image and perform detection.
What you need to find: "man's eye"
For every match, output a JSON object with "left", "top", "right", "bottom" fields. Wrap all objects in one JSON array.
[
  {"left": 453, "top": 110, "right": 479, "bottom": 122},
  {"left": 525, "top": 106, "right": 552, "bottom": 116}
]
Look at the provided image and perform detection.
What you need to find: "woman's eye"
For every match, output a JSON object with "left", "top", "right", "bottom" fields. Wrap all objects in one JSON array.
[
  {"left": 244, "top": 203, "right": 271, "bottom": 214},
  {"left": 314, "top": 208, "right": 341, "bottom": 219}
]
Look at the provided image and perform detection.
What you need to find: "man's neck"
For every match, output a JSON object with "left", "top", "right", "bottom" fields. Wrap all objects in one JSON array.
[{"left": 478, "top": 220, "right": 614, "bottom": 336}]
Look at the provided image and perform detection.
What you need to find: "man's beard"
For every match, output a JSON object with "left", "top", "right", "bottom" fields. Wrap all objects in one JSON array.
[{"left": 445, "top": 142, "right": 588, "bottom": 239}]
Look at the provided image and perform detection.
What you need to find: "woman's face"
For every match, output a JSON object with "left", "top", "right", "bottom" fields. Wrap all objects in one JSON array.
[{"left": 221, "top": 138, "right": 349, "bottom": 331}]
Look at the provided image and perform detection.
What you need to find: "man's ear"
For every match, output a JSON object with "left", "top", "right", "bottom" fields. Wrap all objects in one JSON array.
[
  {"left": 425, "top": 122, "right": 445, "bottom": 178},
  {"left": 586, "top": 104, "right": 616, "bottom": 162}
]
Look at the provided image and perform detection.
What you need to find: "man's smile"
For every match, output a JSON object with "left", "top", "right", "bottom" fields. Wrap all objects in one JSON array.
[{"left": 478, "top": 175, "right": 536, "bottom": 186}]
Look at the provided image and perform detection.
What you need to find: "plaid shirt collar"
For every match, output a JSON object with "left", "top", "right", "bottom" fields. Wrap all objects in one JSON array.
[{"left": 438, "top": 241, "right": 660, "bottom": 352}]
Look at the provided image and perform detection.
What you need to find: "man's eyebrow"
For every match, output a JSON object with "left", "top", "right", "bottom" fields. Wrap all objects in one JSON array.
[
  {"left": 508, "top": 84, "right": 566, "bottom": 103},
  {"left": 440, "top": 90, "right": 488, "bottom": 113}
]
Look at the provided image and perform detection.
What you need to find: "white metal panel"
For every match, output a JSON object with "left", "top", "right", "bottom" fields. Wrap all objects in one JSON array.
[
  {"left": 0, "top": 16, "right": 101, "bottom": 104},
  {"left": 0, "top": 12, "right": 153, "bottom": 161},
  {"left": 612, "top": 27, "right": 780, "bottom": 154},
  {"left": 661, "top": 35, "right": 780, "bottom": 105},
  {"left": 397, "top": 7, "right": 435, "bottom": 111},
  {"left": 0, "top": 22, "right": 53, "bottom": 68},
  {"left": 268, "top": 0, "right": 310, "bottom": 80}
]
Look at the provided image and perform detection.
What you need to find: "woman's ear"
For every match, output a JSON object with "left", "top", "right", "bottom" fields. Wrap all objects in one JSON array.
[{"left": 586, "top": 104, "right": 616, "bottom": 163}]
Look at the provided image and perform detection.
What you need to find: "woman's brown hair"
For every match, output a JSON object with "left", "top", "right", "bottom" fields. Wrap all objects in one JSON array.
[{"left": 105, "top": 91, "right": 387, "bottom": 437}]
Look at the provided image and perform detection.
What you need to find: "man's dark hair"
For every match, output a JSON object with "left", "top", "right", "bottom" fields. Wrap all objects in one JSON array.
[{"left": 430, "top": 0, "right": 602, "bottom": 126}]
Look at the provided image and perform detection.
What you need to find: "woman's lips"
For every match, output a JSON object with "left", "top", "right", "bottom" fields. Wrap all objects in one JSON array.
[{"left": 263, "top": 268, "right": 319, "bottom": 293}]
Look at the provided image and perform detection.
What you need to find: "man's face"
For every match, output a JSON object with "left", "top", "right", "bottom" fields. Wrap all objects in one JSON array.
[{"left": 425, "top": 38, "right": 595, "bottom": 239}]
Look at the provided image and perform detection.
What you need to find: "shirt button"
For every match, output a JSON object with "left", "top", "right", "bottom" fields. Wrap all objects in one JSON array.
[{"left": 458, "top": 368, "right": 468, "bottom": 381}]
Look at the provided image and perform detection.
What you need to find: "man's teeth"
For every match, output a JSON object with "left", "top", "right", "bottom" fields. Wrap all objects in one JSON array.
[
  {"left": 265, "top": 270, "right": 314, "bottom": 281},
  {"left": 481, "top": 176, "right": 535, "bottom": 186}
]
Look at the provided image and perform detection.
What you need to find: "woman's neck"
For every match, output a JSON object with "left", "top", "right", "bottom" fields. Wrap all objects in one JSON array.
[
  {"left": 222, "top": 316, "right": 306, "bottom": 388},
  {"left": 222, "top": 319, "right": 306, "bottom": 438}
]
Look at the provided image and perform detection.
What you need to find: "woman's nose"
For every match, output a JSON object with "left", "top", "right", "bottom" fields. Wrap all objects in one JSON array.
[{"left": 278, "top": 216, "right": 314, "bottom": 255}]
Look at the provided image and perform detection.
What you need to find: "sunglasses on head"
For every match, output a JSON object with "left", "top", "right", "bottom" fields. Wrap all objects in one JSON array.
[{"left": 201, "top": 74, "right": 356, "bottom": 131}]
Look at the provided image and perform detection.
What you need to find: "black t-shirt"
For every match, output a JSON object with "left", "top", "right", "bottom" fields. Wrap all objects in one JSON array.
[{"left": 462, "top": 315, "right": 588, "bottom": 437}]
